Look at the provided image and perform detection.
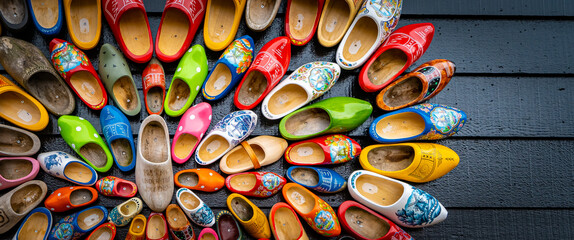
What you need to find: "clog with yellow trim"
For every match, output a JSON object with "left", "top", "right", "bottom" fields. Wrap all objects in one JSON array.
[
  {"left": 95, "top": 176, "right": 138, "bottom": 198},
  {"left": 0, "top": 75, "right": 48, "bottom": 132},
  {"left": 269, "top": 202, "right": 309, "bottom": 240},
  {"left": 166, "top": 204, "right": 196, "bottom": 240},
  {"left": 285, "top": 134, "right": 361, "bottom": 165},
  {"left": 226, "top": 193, "right": 271, "bottom": 239},
  {"left": 219, "top": 135, "right": 288, "bottom": 175},
  {"left": 317, "top": 0, "right": 364, "bottom": 47},
  {"left": 225, "top": 172, "right": 286, "bottom": 198},
  {"left": 174, "top": 168, "right": 225, "bottom": 192},
  {"left": 86, "top": 222, "right": 116, "bottom": 240},
  {"left": 126, "top": 214, "right": 147, "bottom": 240},
  {"left": 44, "top": 186, "right": 98, "bottom": 212},
  {"left": 63, "top": 0, "right": 102, "bottom": 50},
  {"left": 203, "top": 0, "right": 246, "bottom": 51},
  {"left": 108, "top": 197, "right": 143, "bottom": 227}
]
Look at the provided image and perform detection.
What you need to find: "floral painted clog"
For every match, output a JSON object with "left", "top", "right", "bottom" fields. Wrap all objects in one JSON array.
[
  {"left": 156, "top": 0, "right": 207, "bottom": 62},
  {"left": 284, "top": 134, "right": 361, "bottom": 165},
  {"left": 102, "top": 0, "right": 152, "bottom": 63},
  {"left": 143, "top": 58, "right": 166, "bottom": 115},
  {"left": 108, "top": 198, "right": 143, "bottom": 227},
  {"left": 245, "top": 0, "right": 281, "bottom": 31},
  {"left": 0, "top": 0, "right": 29, "bottom": 33},
  {"left": 376, "top": 59, "right": 455, "bottom": 110},
  {"left": 58, "top": 115, "right": 113, "bottom": 172},
  {"left": 286, "top": 166, "right": 346, "bottom": 193},
  {"left": 164, "top": 44, "right": 209, "bottom": 117},
  {"left": 98, "top": 44, "right": 142, "bottom": 116},
  {"left": 285, "top": 0, "right": 325, "bottom": 46},
  {"left": 202, "top": 35, "right": 254, "bottom": 101},
  {"left": 198, "top": 228, "right": 219, "bottom": 240},
  {"left": 338, "top": 200, "right": 412, "bottom": 240},
  {"left": 225, "top": 172, "right": 286, "bottom": 197},
  {"left": 48, "top": 205, "right": 108, "bottom": 240},
  {"left": 63, "top": 0, "right": 101, "bottom": 50},
  {"left": 203, "top": 0, "right": 246, "bottom": 51},
  {"left": 28, "top": 0, "right": 63, "bottom": 35},
  {"left": 195, "top": 110, "right": 257, "bottom": 165},
  {"left": 269, "top": 202, "right": 308, "bottom": 240},
  {"left": 216, "top": 210, "right": 244, "bottom": 240},
  {"left": 50, "top": 39, "right": 107, "bottom": 110},
  {"left": 100, "top": 105, "right": 136, "bottom": 171},
  {"left": 282, "top": 183, "right": 341, "bottom": 237},
  {"left": 360, "top": 23, "right": 435, "bottom": 92},
  {"left": 360, "top": 143, "right": 459, "bottom": 183},
  {"left": 0, "top": 124, "right": 41, "bottom": 156},
  {"left": 13, "top": 207, "right": 52, "bottom": 240},
  {"left": 86, "top": 223, "right": 116, "bottom": 240},
  {"left": 262, "top": 62, "right": 341, "bottom": 120},
  {"left": 126, "top": 214, "right": 146, "bottom": 240},
  {"left": 220, "top": 135, "right": 288, "bottom": 174},
  {"left": 0, "top": 157, "right": 39, "bottom": 190},
  {"left": 95, "top": 176, "right": 137, "bottom": 198},
  {"left": 44, "top": 186, "right": 98, "bottom": 212},
  {"left": 176, "top": 188, "right": 215, "bottom": 227},
  {"left": 336, "top": 0, "right": 402, "bottom": 70},
  {"left": 172, "top": 102, "right": 212, "bottom": 164},
  {"left": 146, "top": 212, "right": 169, "bottom": 240},
  {"left": 166, "top": 204, "right": 196, "bottom": 240},
  {"left": 317, "top": 0, "right": 364, "bottom": 47},
  {"left": 369, "top": 103, "right": 467, "bottom": 143},
  {"left": 37, "top": 151, "right": 98, "bottom": 186},
  {"left": 0, "top": 75, "right": 49, "bottom": 132},
  {"left": 279, "top": 97, "right": 372, "bottom": 140},
  {"left": 226, "top": 193, "right": 271, "bottom": 239},
  {"left": 0, "top": 180, "right": 47, "bottom": 234},
  {"left": 348, "top": 170, "right": 447, "bottom": 228},
  {"left": 234, "top": 36, "right": 291, "bottom": 110},
  {"left": 174, "top": 168, "right": 225, "bottom": 192}
]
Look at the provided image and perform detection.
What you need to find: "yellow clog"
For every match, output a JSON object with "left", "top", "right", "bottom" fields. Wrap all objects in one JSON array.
[
  {"left": 63, "top": 0, "right": 102, "bottom": 50},
  {"left": 226, "top": 193, "right": 271, "bottom": 239},
  {"left": 317, "top": 0, "right": 364, "bottom": 47},
  {"left": 204, "top": 0, "right": 246, "bottom": 51},
  {"left": 0, "top": 75, "right": 48, "bottom": 131},
  {"left": 126, "top": 214, "right": 147, "bottom": 240},
  {"left": 360, "top": 143, "right": 459, "bottom": 183}
]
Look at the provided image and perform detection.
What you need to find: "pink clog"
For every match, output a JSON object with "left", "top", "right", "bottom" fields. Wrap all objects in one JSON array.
[
  {"left": 198, "top": 228, "right": 219, "bottom": 240},
  {"left": 172, "top": 102, "right": 213, "bottom": 164},
  {"left": 0, "top": 157, "right": 40, "bottom": 190}
]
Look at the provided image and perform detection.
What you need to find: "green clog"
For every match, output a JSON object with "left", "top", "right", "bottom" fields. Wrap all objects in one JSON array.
[
  {"left": 164, "top": 45, "right": 209, "bottom": 117},
  {"left": 279, "top": 97, "right": 373, "bottom": 140},
  {"left": 98, "top": 44, "right": 142, "bottom": 116},
  {"left": 58, "top": 115, "right": 113, "bottom": 172}
]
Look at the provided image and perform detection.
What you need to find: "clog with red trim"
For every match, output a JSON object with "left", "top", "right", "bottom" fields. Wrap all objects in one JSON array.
[
  {"left": 285, "top": 134, "right": 361, "bottom": 165},
  {"left": 225, "top": 172, "right": 286, "bottom": 198},
  {"left": 285, "top": 0, "right": 325, "bottom": 46},
  {"left": 95, "top": 176, "right": 138, "bottom": 198}
]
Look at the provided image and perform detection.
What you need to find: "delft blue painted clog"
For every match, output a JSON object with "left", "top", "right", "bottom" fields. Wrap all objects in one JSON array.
[
  {"left": 27, "top": 0, "right": 63, "bottom": 36},
  {"left": 369, "top": 103, "right": 467, "bottom": 143},
  {"left": 100, "top": 105, "right": 136, "bottom": 171},
  {"left": 202, "top": 35, "right": 254, "bottom": 101},
  {"left": 13, "top": 207, "right": 52, "bottom": 240},
  {"left": 48, "top": 206, "right": 108, "bottom": 240},
  {"left": 37, "top": 151, "right": 98, "bottom": 186},
  {"left": 286, "top": 166, "right": 346, "bottom": 193}
]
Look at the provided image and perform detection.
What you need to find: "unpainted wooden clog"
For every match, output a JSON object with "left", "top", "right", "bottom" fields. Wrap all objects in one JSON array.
[
  {"left": 95, "top": 176, "right": 138, "bottom": 198},
  {"left": 245, "top": 0, "right": 282, "bottom": 31},
  {"left": 28, "top": 0, "right": 63, "bottom": 35},
  {"left": 286, "top": 166, "right": 346, "bottom": 193},
  {"left": 203, "top": 0, "right": 246, "bottom": 51},
  {"left": 269, "top": 202, "right": 309, "bottom": 240},
  {"left": 317, "top": 0, "right": 364, "bottom": 47},
  {"left": 220, "top": 135, "right": 287, "bottom": 174},
  {"left": 126, "top": 214, "right": 146, "bottom": 240},
  {"left": 12, "top": 207, "right": 52, "bottom": 240},
  {"left": 216, "top": 210, "right": 244, "bottom": 240},
  {"left": 143, "top": 58, "right": 166, "bottom": 115},
  {"left": 63, "top": 0, "right": 101, "bottom": 50},
  {"left": 0, "top": 157, "right": 39, "bottom": 190},
  {"left": 0, "top": 180, "right": 47, "bottom": 234},
  {"left": 285, "top": 134, "right": 361, "bottom": 165},
  {"left": 176, "top": 188, "right": 215, "bottom": 227},
  {"left": 285, "top": 0, "right": 325, "bottom": 45},
  {"left": 225, "top": 172, "right": 286, "bottom": 197},
  {"left": 0, "top": 75, "right": 49, "bottom": 132},
  {"left": 0, "top": 124, "right": 40, "bottom": 156},
  {"left": 108, "top": 197, "right": 143, "bottom": 227},
  {"left": 86, "top": 222, "right": 116, "bottom": 240},
  {"left": 37, "top": 151, "right": 98, "bottom": 186},
  {"left": 0, "top": 0, "right": 29, "bottom": 32},
  {"left": 146, "top": 212, "right": 169, "bottom": 240},
  {"left": 337, "top": 200, "right": 412, "bottom": 240},
  {"left": 44, "top": 186, "right": 98, "bottom": 212},
  {"left": 198, "top": 228, "right": 219, "bottom": 240},
  {"left": 172, "top": 102, "right": 212, "bottom": 164},
  {"left": 100, "top": 105, "right": 136, "bottom": 171},
  {"left": 166, "top": 204, "right": 196, "bottom": 240},
  {"left": 174, "top": 168, "right": 225, "bottom": 192},
  {"left": 226, "top": 193, "right": 271, "bottom": 239}
]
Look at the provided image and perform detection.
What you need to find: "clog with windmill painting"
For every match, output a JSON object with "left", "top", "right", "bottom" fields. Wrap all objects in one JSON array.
[
  {"left": 226, "top": 193, "right": 271, "bottom": 239},
  {"left": 284, "top": 134, "right": 361, "bottom": 166},
  {"left": 0, "top": 157, "right": 39, "bottom": 190},
  {"left": 285, "top": 0, "right": 324, "bottom": 45},
  {"left": 203, "top": 0, "right": 246, "bottom": 51},
  {"left": 100, "top": 105, "right": 136, "bottom": 171},
  {"left": 0, "top": 180, "right": 47, "bottom": 234},
  {"left": 12, "top": 207, "right": 53, "bottom": 240},
  {"left": 245, "top": 0, "right": 282, "bottom": 31},
  {"left": 317, "top": 0, "right": 364, "bottom": 47},
  {"left": 28, "top": 0, "right": 63, "bottom": 35},
  {"left": 172, "top": 102, "right": 212, "bottom": 164},
  {"left": 44, "top": 186, "right": 98, "bottom": 212},
  {"left": 269, "top": 202, "right": 309, "bottom": 240},
  {"left": 0, "top": 124, "right": 41, "bottom": 157},
  {"left": 37, "top": 151, "right": 98, "bottom": 186},
  {"left": 225, "top": 172, "right": 286, "bottom": 198},
  {"left": 0, "top": 75, "right": 49, "bottom": 132},
  {"left": 63, "top": 0, "right": 101, "bottom": 50},
  {"left": 337, "top": 200, "right": 412, "bottom": 240},
  {"left": 219, "top": 135, "right": 287, "bottom": 175},
  {"left": 143, "top": 58, "right": 166, "bottom": 115}
]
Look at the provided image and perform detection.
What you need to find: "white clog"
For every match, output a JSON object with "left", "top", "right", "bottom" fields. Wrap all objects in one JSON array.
[
  {"left": 175, "top": 188, "right": 215, "bottom": 227},
  {"left": 37, "top": 151, "right": 98, "bottom": 186}
]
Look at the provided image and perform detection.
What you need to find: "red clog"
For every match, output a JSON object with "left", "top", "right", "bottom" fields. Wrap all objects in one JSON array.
[
  {"left": 87, "top": 223, "right": 117, "bottom": 240},
  {"left": 359, "top": 23, "right": 435, "bottom": 92},
  {"left": 225, "top": 172, "right": 286, "bottom": 198},
  {"left": 337, "top": 201, "right": 412, "bottom": 240},
  {"left": 285, "top": 0, "right": 325, "bottom": 46},
  {"left": 147, "top": 212, "right": 169, "bottom": 240},
  {"left": 285, "top": 134, "right": 361, "bottom": 165},
  {"left": 44, "top": 186, "right": 98, "bottom": 212},
  {"left": 234, "top": 36, "right": 291, "bottom": 109},
  {"left": 155, "top": 0, "right": 207, "bottom": 63},
  {"left": 143, "top": 58, "right": 166, "bottom": 115},
  {"left": 95, "top": 176, "right": 138, "bottom": 198}
]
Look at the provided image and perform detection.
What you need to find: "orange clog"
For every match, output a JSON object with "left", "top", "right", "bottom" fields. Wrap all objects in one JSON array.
[
  {"left": 174, "top": 168, "right": 225, "bottom": 192},
  {"left": 44, "top": 186, "right": 98, "bottom": 212},
  {"left": 87, "top": 222, "right": 116, "bottom": 240}
]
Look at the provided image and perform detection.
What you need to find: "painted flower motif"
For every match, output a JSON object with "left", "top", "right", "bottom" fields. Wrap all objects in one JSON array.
[
  {"left": 98, "top": 176, "right": 115, "bottom": 196},
  {"left": 44, "top": 152, "right": 65, "bottom": 170},
  {"left": 391, "top": 228, "right": 413, "bottom": 240},
  {"left": 54, "top": 223, "right": 74, "bottom": 240},
  {"left": 222, "top": 38, "right": 253, "bottom": 74},
  {"left": 325, "top": 135, "right": 356, "bottom": 163},
  {"left": 430, "top": 107, "right": 461, "bottom": 134},
  {"left": 396, "top": 187, "right": 442, "bottom": 226},
  {"left": 51, "top": 43, "right": 89, "bottom": 79},
  {"left": 262, "top": 173, "right": 280, "bottom": 190}
]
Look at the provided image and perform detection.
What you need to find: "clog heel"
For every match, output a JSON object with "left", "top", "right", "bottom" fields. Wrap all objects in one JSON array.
[
  {"left": 0, "top": 75, "right": 49, "bottom": 132},
  {"left": 227, "top": 193, "right": 271, "bottom": 239},
  {"left": 285, "top": 0, "right": 324, "bottom": 45},
  {"left": 0, "top": 124, "right": 41, "bottom": 156},
  {"left": 0, "top": 180, "right": 47, "bottom": 234},
  {"left": 338, "top": 200, "right": 412, "bottom": 240},
  {"left": 245, "top": 0, "right": 281, "bottom": 31},
  {"left": 0, "top": 157, "right": 39, "bottom": 190},
  {"left": 143, "top": 58, "right": 166, "bottom": 115},
  {"left": 166, "top": 204, "right": 196, "bottom": 240},
  {"left": 204, "top": 0, "right": 246, "bottom": 51},
  {"left": 317, "top": 0, "right": 362, "bottom": 48},
  {"left": 63, "top": 0, "right": 101, "bottom": 50},
  {"left": 13, "top": 207, "right": 52, "bottom": 240},
  {"left": 37, "top": 151, "right": 98, "bottom": 186},
  {"left": 147, "top": 212, "right": 169, "bottom": 240},
  {"left": 28, "top": 0, "right": 63, "bottom": 35}
]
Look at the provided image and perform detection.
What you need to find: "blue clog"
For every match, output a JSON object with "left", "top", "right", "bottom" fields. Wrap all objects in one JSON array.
[
  {"left": 100, "top": 105, "right": 136, "bottom": 171},
  {"left": 286, "top": 166, "right": 347, "bottom": 193},
  {"left": 48, "top": 206, "right": 108, "bottom": 240},
  {"left": 37, "top": 151, "right": 98, "bottom": 186},
  {"left": 202, "top": 35, "right": 254, "bottom": 101},
  {"left": 369, "top": 103, "right": 467, "bottom": 143},
  {"left": 27, "top": 0, "right": 63, "bottom": 36},
  {"left": 14, "top": 207, "right": 52, "bottom": 240}
]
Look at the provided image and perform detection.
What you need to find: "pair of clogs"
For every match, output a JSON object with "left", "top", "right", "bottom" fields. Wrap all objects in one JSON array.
[
  {"left": 0, "top": 124, "right": 40, "bottom": 156},
  {"left": 48, "top": 206, "right": 108, "bottom": 240},
  {"left": 0, "top": 180, "right": 47, "bottom": 234},
  {"left": 0, "top": 157, "right": 39, "bottom": 190},
  {"left": 37, "top": 151, "right": 98, "bottom": 186},
  {"left": 226, "top": 172, "right": 286, "bottom": 197},
  {"left": 175, "top": 168, "right": 225, "bottom": 192}
]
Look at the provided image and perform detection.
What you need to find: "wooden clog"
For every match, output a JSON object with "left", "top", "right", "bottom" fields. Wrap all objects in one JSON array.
[
  {"left": 28, "top": 0, "right": 63, "bottom": 35},
  {"left": 261, "top": 61, "right": 341, "bottom": 120},
  {"left": 0, "top": 75, "right": 49, "bottom": 132},
  {"left": 13, "top": 207, "right": 52, "bottom": 240},
  {"left": 225, "top": 172, "right": 286, "bottom": 197},
  {"left": 286, "top": 166, "right": 346, "bottom": 193},
  {"left": 336, "top": 0, "right": 402, "bottom": 70},
  {"left": 0, "top": 0, "right": 29, "bottom": 32},
  {"left": 0, "top": 180, "right": 47, "bottom": 234},
  {"left": 108, "top": 197, "right": 143, "bottom": 227},
  {"left": 226, "top": 193, "right": 271, "bottom": 239},
  {"left": 172, "top": 102, "right": 212, "bottom": 164},
  {"left": 176, "top": 188, "right": 215, "bottom": 227},
  {"left": 136, "top": 115, "right": 173, "bottom": 212},
  {"left": 269, "top": 202, "right": 309, "bottom": 240},
  {"left": 156, "top": 0, "right": 207, "bottom": 62},
  {"left": 174, "top": 168, "right": 225, "bottom": 192},
  {"left": 285, "top": 0, "right": 324, "bottom": 45},
  {"left": 95, "top": 176, "right": 138, "bottom": 198},
  {"left": 369, "top": 103, "right": 467, "bottom": 143},
  {"left": 37, "top": 151, "right": 98, "bottom": 186},
  {"left": 143, "top": 58, "right": 166, "bottom": 115},
  {"left": 44, "top": 186, "right": 98, "bottom": 212},
  {"left": 98, "top": 44, "right": 142, "bottom": 116},
  {"left": 337, "top": 200, "right": 412, "bottom": 240},
  {"left": 376, "top": 59, "right": 455, "bottom": 110},
  {"left": 126, "top": 214, "right": 146, "bottom": 240},
  {"left": 103, "top": 0, "right": 152, "bottom": 63},
  {"left": 0, "top": 157, "right": 39, "bottom": 190},
  {"left": 50, "top": 38, "right": 107, "bottom": 110},
  {"left": 216, "top": 210, "right": 244, "bottom": 240},
  {"left": 0, "top": 36, "right": 75, "bottom": 115},
  {"left": 63, "top": 0, "right": 101, "bottom": 50},
  {"left": 220, "top": 135, "right": 287, "bottom": 174},
  {"left": 348, "top": 170, "right": 447, "bottom": 228},
  {"left": 245, "top": 0, "right": 282, "bottom": 31},
  {"left": 198, "top": 228, "right": 219, "bottom": 240},
  {"left": 48, "top": 206, "right": 107, "bottom": 240},
  {"left": 203, "top": 0, "right": 246, "bottom": 51},
  {"left": 285, "top": 134, "right": 361, "bottom": 165},
  {"left": 166, "top": 204, "right": 196, "bottom": 240},
  {"left": 86, "top": 222, "right": 116, "bottom": 240},
  {"left": 317, "top": 0, "right": 364, "bottom": 47},
  {"left": 0, "top": 124, "right": 40, "bottom": 156},
  {"left": 234, "top": 36, "right": 291, "bottom": 110},
  {"left": 146, "top": 212, "right": 169, "bottom": 240},
  {"left": 100, "top": 105, "right": 136, "bottom": 171}
]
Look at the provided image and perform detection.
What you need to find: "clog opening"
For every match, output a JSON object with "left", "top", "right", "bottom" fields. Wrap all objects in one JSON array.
[
  {"left": 158, "top": 8, "right": 190, "bottom": 56},
  {"left": 146, "top": 86, "right": 164, "bottom": 113},
  {"left": 0, "top": 127, "right": 34, "bottom": 154},
  {"left": 230, "top": 197, "right": 254, "bottom": 221},
  {"left": 343, "top": 17, "right": 378, "bottom": 62},
  {"left": 174, "top": 133, "right": 198, "bottom": 159},
  {"left": 77, "top": 208, "right": 104, "bottom": 231},
  {"left": 117, "top": 181, "right": 134, "bottom": 196},
  {"left": 205, "top": 64, "right": 232, "bottom": 97},
  {"left": 17, "top": 212, "right": 48, "bottom": 240},
  {"left": 70, "top": 71, "right": 104, "bottom": 106},
  {"left": 382, "top": 77, "right": 422, "bottom": 108},
  {"left": 167, "top": 78, "right": 190, "bottom": 112},
  {"left": 70, "top": 188, "right": 94, "bottom": 206},
  {"left": 167, "top": 206, "right": 187, "bottom": 228},
  {"left": 229, "top": 174, "right": 256, "bottom": 192},
  {"left": 367, "top": 49, "right": 408, "bottom": 86},
  {"left": 178, "top": 172, "right": 199, "bottom": 187},
  {"left": 111, "top": 138, "right": 134, "bottom": 168},
  {"left": 225, "top": 144, "right": 265, "bottom": 169},
  {"left": 29, "top": 71, "right": 72, "bottom": 113},
  {"left": 200, "top": 232, "right": 217, "bottom": 240},
  {"left": 367, "top": 145, "right": 415, "bottom": 172},
  {"left": 197, "top": 135, "right": 230, "bottom": 163},
  {"left": 89, "top": 225, "right": 113, "bottom": 240},
  {"left": 130, "top": 217, "right": 145, "bottom": 234},
  {"left": 0, "top": 159, "right": 33, "bottom": 180},
  {"left": 285, "top": 185, "right": 315, "bottom": 214},
  {"left": 345, "top": 206, "right": 390, "bottom": 239},
  {"left": 69, "top": 0, "right": 98, "bottom": 44},
  {"left": 119, "top": 9, "right": 151, "bottom": 55},
  {"left": 355, "top": 174, "right": 403, "bottom": 206},
  {"left": 267, "top": 84, "right": 307, "bottom": 116},
  {"left": 207, "top": 0, "right": 235, "bottom": 44},
  {"left": 30, "top": 0, "right": 59, "bottom": 29},
  {"left": 218, "top": 214, "right": 240, "bottom": 239},
  {"left": 79, "top": 142, "right": 108, "bottom": 168},
  {"left": 290, "top": 168, "right": 319, "bottom": 187},
  {"left": 64, "top": 162, "right": 93, "bottom": 183},
  {"left": 284, "top": 108, "right": 330, "bottom": 137},
  {"left": 247, "top": 0, "right": 279, "bottom": 27},
  {"left": 288, "top": 0, "right": 318, "bottom": 40},
  {"left": 375, "top": 112, "right": 425, "bottom": 140},
  {"left": 0, "top": 0, "right": 25, "bottom": 24},
  {"left": 179, "top": 191, "right": 200, "bottom": 210},
  {"left": 237, "top": 70, "right": 267, "bottom": 107},
  {"left": 319, "top": 0, "right": 351, "bottom": 43},
  {"left": 147, "top": 215, "right": 166, "bottom": 239},
  {"left": 273, "top": 206, "right": 303, "bottom": 240},
  {"left": 141, "top": 121, "right": 168, "bottom": 163},
  {"left": 120, "top": 200, "right": 137, "bottom": 215},
  {"left": 288, "top": 142, "right": 325, "bottom": 164},
  {"left": 112, "top": 77, "right": 139, "bottom": 112},
  {"left": 11, "top": 184, "right": 43, "bottom": 213},
  {"left": 0, "top": 91, "right": 42, "bottom": 126}
]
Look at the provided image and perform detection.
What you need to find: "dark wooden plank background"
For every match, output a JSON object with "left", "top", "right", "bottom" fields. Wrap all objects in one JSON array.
[{"left": 1, "top": 0, "right": 573, "bottom": 239}]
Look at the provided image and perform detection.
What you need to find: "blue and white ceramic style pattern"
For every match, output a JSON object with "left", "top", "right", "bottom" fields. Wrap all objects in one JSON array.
[
  {"left": 286, "top": 166, "right": 347, "bottom": 193},
  {"left": 48, "top": 206, "right": 108, "bottom": 240},
  {"left": 27, "top": 0, "right": 63, "bottom": 36},
  {"left": 176, "top": 188, "right": 215, "bottom": 227},
  {"left": 108, "top": 198, "right": 143, "bottom": 227},
  {"left": 37, "top": 151, "right": 97, "bottom": 186},
  {"left": 100, "top": 105, "right": 136, "bottom": 171},
  {"left": 13, "top": 207, "right": 52, "bottom": 240},
  {"left": 369, "top": 103, "right": 467, "bottom": 143}
]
